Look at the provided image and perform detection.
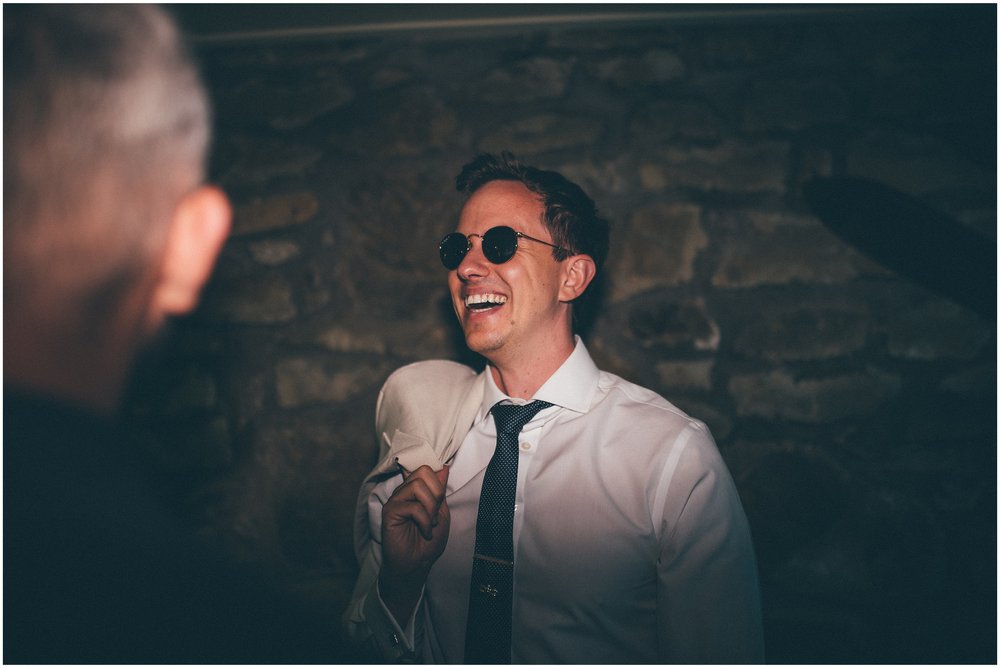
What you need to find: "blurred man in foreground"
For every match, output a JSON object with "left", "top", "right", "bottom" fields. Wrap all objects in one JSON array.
[{"left": 4, "top": 5, "right": 343, "bottom": 662}]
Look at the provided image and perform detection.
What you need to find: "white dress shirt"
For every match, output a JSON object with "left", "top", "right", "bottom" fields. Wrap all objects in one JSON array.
[{"left": 367, "top": 338, "right": 763, "bottom": 663}]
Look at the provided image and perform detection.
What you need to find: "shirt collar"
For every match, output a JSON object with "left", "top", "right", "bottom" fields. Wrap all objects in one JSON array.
[{"left": 478, "top": 336, "right": 600, "bottom": 421}]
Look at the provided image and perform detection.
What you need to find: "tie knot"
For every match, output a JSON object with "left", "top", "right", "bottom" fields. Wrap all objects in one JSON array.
[{"left": 491, "top": 400, "right": 553, "bottom": 435}]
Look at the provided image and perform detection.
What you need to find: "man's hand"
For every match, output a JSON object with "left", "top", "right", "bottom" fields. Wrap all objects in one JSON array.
[{"left": 379, "top": 465, "right": 450, "bottom": 625}]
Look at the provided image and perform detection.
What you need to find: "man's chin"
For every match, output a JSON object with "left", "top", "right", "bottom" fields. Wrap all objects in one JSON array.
[{"left": 463, "top": 329, "right": 504, "bottom": 358}]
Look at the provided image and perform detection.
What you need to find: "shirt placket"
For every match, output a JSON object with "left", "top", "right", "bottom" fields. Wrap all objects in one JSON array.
[{"left": 511, "top": 418, "right": 544, "bottom": 561}]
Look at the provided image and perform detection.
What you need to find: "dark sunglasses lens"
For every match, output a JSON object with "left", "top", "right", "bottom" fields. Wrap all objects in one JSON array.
[
  {"left": 439, "top": 233, "right": 469, "bottom": 269},
  {"left": 482, "top": 226, "right": 518, "bottom": 264}
]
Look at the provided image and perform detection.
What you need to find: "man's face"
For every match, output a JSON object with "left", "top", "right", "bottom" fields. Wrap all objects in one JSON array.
[{"left": 448, "top": 180, "right": 570, "bottom": 365}]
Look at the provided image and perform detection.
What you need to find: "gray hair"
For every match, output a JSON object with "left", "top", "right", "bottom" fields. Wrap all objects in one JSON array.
[{"left": 3, "top": 5, "right": 211, "bottom": 324}]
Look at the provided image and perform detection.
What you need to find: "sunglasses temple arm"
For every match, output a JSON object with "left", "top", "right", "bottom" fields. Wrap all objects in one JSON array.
[{"left": 518, "top": 231, "right": 568, "bottom": 253}]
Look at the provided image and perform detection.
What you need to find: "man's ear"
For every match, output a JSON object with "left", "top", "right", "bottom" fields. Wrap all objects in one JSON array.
[
  {"left": 558, "top": 254, "right": 596, "bottom": 302},
  {"left": 151, "top": 185, "right": 231, "bottom": 318}
]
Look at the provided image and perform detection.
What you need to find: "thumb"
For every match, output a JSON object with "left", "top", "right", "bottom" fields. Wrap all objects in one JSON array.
[{"left": 435, "top": 465, "right": 450, "bottom": 486}]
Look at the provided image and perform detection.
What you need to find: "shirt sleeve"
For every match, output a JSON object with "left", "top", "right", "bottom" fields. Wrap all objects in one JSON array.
[
  {"left": 342, "top": 474, "right": 422, "bottom": 662},
  {"left": 654, "top": 423, "right": 765, "bottom": 663}
]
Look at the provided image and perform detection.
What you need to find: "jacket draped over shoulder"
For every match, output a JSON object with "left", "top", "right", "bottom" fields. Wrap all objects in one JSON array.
[{"left": 344, "top": 360, "right": 484, "bottom": 660}]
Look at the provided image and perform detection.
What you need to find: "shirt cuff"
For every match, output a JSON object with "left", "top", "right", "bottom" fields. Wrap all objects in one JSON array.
[
  {"left": 376, "top": 579, "right": 420, "bottom": 649},
  {"left": 358, "top": 577, "right": 420, "bottom": 662}
]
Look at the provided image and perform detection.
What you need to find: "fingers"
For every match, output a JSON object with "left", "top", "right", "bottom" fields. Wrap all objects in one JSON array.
[
  {"left": 386, "top": 465, "right": 449, "bottom": 540},
  {"left": 401, "top": 464, "right": 447, "bottom": 493},
  {"left": 388, "top": 499, "right": 436, "bottom": 540}
]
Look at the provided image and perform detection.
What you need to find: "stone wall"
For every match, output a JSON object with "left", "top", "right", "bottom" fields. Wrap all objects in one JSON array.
[{"left": 127, "top": 6, "right": 996, "bottom": 662}]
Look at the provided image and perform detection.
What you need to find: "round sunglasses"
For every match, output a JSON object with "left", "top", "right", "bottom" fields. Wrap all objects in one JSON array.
[{"left": 438, "top": 225, "right": 569, "bottom": 270}]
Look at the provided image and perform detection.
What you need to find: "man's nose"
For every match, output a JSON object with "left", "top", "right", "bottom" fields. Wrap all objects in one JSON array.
[{"left": 456, "top": 235, "right": 490, "bottom": 280}]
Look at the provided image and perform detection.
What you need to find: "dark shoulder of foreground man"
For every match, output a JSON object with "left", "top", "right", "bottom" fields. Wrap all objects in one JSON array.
[{"left": 3, "top": 390, "right": 352, "bottom": 664}]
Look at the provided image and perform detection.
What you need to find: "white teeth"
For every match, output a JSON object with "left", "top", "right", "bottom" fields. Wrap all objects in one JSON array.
[{"left": 465, "top": 293, "right": 508, "bottom": 307}]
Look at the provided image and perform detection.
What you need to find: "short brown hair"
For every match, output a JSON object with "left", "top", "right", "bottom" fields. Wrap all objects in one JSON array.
[{"left": 456, "top": 152, "right": 610, "bottom": 331}]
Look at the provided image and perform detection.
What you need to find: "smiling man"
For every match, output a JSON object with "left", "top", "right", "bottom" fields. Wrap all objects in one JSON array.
[{"left": 345, "top": 152, "right": 764, "bottom": 663}]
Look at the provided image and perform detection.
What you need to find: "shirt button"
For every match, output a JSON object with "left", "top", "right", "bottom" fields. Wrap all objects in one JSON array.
[{"left": 520, "top": 441, "right": 532, "bottom": 451}]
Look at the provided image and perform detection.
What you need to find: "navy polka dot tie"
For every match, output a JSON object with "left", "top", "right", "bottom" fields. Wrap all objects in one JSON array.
[{"left": 464, "top": 400, "right": 552, "bottom": 664}]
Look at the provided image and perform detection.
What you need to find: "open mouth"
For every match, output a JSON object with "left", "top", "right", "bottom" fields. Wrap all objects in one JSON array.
[{"left": 465, "top": 293, "right": 508, "bottom": 312}]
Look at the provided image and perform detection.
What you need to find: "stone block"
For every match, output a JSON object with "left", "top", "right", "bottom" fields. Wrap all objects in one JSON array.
[
  {"left": 337, "top": 87, "right": 458, "bottom": 157},
  {"left": 711, "top": 213, "right": 870, "bottom": 288},
  {"left": 478, "top": 113, "right": 603, "bottom": 155},
  {"left": 639, "top": 140, "right": 789, "bottom": 193},
  {"left": 315, "top": 326, "right": 389, "bottom": 355},
  {"left": 249, "top": 240, "right": 302, "bottom": 265},
  {"left": 584, "top": 335, "right": 639, "bottom": 382},
  {"left": 216, "top": 137, "right": 323, "bottom": 185},
  {"left": 207, "top": 275, "right": 298, "bottom": 324},
  {"left": 339, "top": 162, "right": 457, "bottom": 274},
  {"left": 697, "top": 28, "right": 796, "bottom": 69},
  {"left": 214, "top": 69, "right": 355, "bottom": 131},
  {"left": 337, "top": 260, "right": 443, "bottom": 321},
  {"left": 275, "top": 357, "right": 392, "bottom": 408},
  {"left": 592, "top": 48, "right": 685, "bottom": 87},
  {"left": 326, "top": 319, "right": 457, "bottom": 360},
  {"left": 728, "top": 300, "right": 869, "bottom": 362},
  {"left": 268, "top": 77, "right": 355, "bottom": 131},
  {"left": 655, "top": 359, "right": 714, "bottom": 391},
  {"left": 624, "top": 295, "right": 720, "bottom": 352},
  {"left": 371, "top": 65, "right": 415, "bottom": 89},
  {"left": 610, "top": 202, "right": 707, "bottom": 300},
  {"left": 557, "top": 158, "right": 631, "bottom": 196},
  {"left": 164, "top": 368, "right": 219, "bottom": 413},
  {"left": 741, "top": 78, "right": 850, "bottom": 133},
  {"left": 630, "top": 99, "right": 725, "bottom": 144},
  {"left": 228, "top": 373, "right": 267, "bottom": 432},
  {"left": 728, "top": 369, "right": 900, "bottom": 422},
  {"left": 233, "top": 192, "right": 319, "bottom": 237},
  {"left": 878, "top": 297, "right": 991, "bottom": 361},
  {"left": 470, "top": 56, "right": 575, "bottom": 102}
]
